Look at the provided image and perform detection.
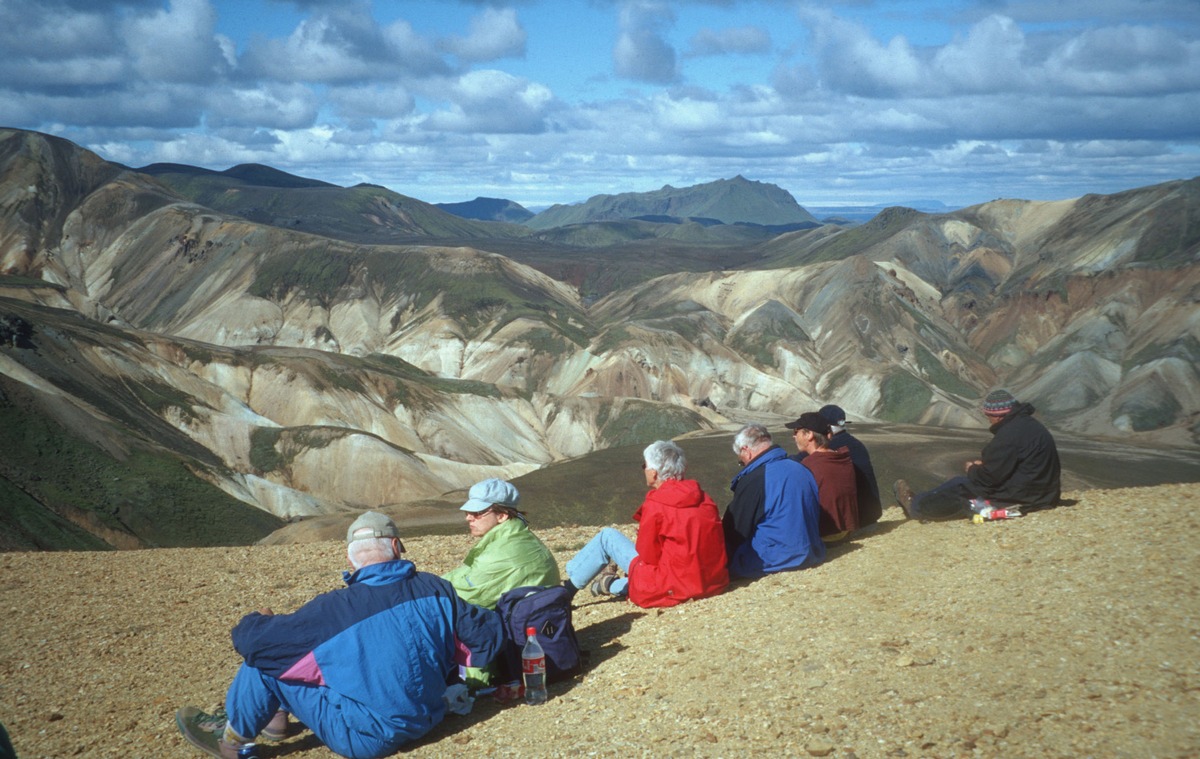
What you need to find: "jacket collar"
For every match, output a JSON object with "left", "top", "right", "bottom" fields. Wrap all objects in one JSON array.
[
  {"left": 342, "top": 558, "right": 415, "bottom": 586},
  {"left": 730, "top": 445, "right": 788, "bottom": 491}
]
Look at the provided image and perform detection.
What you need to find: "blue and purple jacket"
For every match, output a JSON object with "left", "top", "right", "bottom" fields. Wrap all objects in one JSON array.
[{"left": 230, "top": 559, "right": 502, "bottom": 743}]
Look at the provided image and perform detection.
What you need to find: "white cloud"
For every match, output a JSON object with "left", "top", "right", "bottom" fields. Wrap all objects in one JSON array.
[
  {"left": 239, "top": 3, "right": 448, "bottom": 83},
  {"left": 425, "top": 70, "right": 554, "bottom": 134},
  {"left": 125, "top": 0, "right": 229, "bottom": 83},
  {"left": 441, "top": 7, "right": 526, "bottom": 62},
  {"left": 804, "top": 9, "right": 924, "bottom": 96},
  {"left": 932, "top": 15, "right": 1030, "bottom": 93},
  {"left": 614, "top": 1, "right": 679, "bottom": 84},
  {"left": 2, "top": 1, "right": 1198, "bottom": 208},
  {"left": 329, "top": 85, "right": 416, "bottom": 121},
  {"left": 1044, "top": 25, "right": 1200, "bottom": 95},
  {"left": 653, "top": 95, "right": 722, "bottom": 132},
  {"left": 205, "top": 85, "right": 320, "bottom": 130},
  {"left": 686, "top": 25, "right": 771, "bottom": 57}
]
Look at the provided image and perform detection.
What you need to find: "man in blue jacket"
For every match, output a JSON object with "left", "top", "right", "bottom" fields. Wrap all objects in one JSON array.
[
  {"left": 176, "top": 511, "right": 503, "bottom": 759},
  {"left": 722, "top": 423, "right": 825, "bottom": 578}
]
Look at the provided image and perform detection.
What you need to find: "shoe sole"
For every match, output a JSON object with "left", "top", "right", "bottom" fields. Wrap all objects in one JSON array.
[{"left": 175, "top": 706, "right": 226, "bottom": 759}]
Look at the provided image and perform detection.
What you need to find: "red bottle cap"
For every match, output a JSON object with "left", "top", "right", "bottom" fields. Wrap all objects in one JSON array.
[{"left": 526, "top": 626, "right": 536, "bottom": 636}]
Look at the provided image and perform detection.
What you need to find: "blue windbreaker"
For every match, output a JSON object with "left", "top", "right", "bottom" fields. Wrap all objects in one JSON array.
[
  {"left": 230, "top": 559, "right": 502, "bottom": 750},
  {"left": 723, "top": 446, "right": 825, "bottom": 577}
]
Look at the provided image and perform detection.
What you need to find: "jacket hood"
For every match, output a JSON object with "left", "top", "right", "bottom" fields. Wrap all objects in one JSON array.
[
  {"left": 645, "top": 478, "right": 709, "bottom": 510},
  {"left": 990, "top": 402, "right": 1036, "bottom": 433}
]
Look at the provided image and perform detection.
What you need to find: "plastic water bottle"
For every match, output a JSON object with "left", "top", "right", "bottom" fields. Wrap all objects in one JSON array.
[
  {"left": 972, "top": 506, "right": 1023, "bottom": 523},
  {"left": 522, "top": 626, "right": 548, "bottom": 705},
  {"left": 968, "top": 498, "right": 992, "bottom": 514}
]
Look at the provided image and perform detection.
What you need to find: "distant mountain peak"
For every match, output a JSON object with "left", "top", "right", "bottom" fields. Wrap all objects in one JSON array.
[
  {"left": 220, "top": 164, "right": 337, "bottom": 189},
  {"left": 527, "top": 176, "right": 815, "bottom": 230},
  {"left": 436, "top": 197, "right": 534, "bottom": 223}
]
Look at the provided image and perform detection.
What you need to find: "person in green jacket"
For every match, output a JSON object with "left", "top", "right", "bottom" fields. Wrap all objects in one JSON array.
[{"left": 444, "top": 478, "right": 560, "bottom": 690}]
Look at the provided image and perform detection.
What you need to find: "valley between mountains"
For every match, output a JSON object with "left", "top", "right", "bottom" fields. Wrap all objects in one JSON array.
[{"left": 0, "top": 127, "right": 1197, "bottom": 551}]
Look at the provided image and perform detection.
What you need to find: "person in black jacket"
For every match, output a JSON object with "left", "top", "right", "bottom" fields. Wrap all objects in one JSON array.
[
  {"left": 893, "top": 389, "right": 1061, "bottom": 520},
  {"left": 792, "top": 405, "right": 883, "bottom": 529}
]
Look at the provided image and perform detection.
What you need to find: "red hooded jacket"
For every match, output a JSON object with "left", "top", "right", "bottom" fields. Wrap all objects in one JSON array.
[{"left": 627, "top": 478, "right": 729, "bottom": 608}]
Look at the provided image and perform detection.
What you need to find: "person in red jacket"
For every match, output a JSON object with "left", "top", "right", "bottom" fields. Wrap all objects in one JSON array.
[{"left": 563, "top": 440, "right": 729, "bottom": 608}]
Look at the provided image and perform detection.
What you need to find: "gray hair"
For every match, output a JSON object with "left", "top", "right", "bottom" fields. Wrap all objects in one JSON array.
[
  {"left": 347, "top": 536, "right": 398, "bottom": 570},
  {"left": 732, "top": 423, "right": 771, "bottom": 454},
  {"left": 643, "top": 440, "right": 686, "bottom": 480}
]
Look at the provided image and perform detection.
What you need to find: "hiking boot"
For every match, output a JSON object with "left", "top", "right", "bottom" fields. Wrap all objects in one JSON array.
[
  {"left": 590, "top": 562, "right": 619, "bottom": 596},
  {"left": 893, "top": 479, "right": 915, "bottom": 518},
  {"left": 176, "top": 706, "right": 256, "bottom": 759}
]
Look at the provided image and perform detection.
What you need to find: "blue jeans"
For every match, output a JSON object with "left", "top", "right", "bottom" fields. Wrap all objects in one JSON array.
[
  {"left": 226, "top": 663, "right": 411, "bottom": 759},
  {"left": 910, "top": 476, "right": 982, "bottom": 520},
  {"left": 565, "top": 527, "right": 638, "bottom": 595}
]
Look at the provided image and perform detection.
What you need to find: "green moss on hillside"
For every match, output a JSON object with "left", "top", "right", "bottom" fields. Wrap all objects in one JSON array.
[
  {"left": 597, "top": 400, "right": 707, "bottom": 448},
  {"left": 915, "top": 346, "right": 975, "bottom": 398},
  {"left": 878, "top": 372, "right": 931, "bottom": 422},
  {"left": 249, "top": 248, "right": 354, "bottom": 301},
  {"left": 0, "top": 403, "right": 282, "bottom": 549},
  {"left": 249, "top": 427, "right": 285, "bottom": 473},
  {"left": 0, "top": 478, "right": 112, "bottom": 551},
  {"left": 795, "top": 207, "right": 923, "bottom": 265}
]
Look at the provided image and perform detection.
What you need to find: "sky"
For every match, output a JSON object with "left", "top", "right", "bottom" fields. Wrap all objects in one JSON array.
[{"left": 2, "top": 0, "right": 1200, "bottom": 210}]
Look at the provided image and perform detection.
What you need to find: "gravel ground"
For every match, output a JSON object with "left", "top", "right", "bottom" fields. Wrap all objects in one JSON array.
[{"left": 2, "top": 483, "right": 1198, "bottom": 759}]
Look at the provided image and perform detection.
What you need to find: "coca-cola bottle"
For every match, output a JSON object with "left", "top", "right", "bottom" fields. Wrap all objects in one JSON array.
[{"left": 521, "top": 626, "right": 548, "bottom": 705}]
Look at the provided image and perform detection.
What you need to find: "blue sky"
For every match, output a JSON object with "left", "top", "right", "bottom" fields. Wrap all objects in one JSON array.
[{"left": 2, "top": 0, "right": 1199, "bottom": 209}]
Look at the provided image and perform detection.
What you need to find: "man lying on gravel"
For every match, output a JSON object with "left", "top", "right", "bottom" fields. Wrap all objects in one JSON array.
[
  {"left": 894, "top": 389, "right": 1062, "bottom": 520},
  {"left": 175, "top": 511, "right": 503, "bottom": 759}
]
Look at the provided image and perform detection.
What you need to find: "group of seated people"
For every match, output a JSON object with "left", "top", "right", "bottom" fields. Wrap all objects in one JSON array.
[{"left": 179, "top": 391, "right": 1060, "bottom": 759}]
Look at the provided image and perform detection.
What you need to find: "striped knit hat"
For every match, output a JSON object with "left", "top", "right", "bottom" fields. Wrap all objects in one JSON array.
[{"left": 982, "top": 389, "right": 1017, "bottom": 415}]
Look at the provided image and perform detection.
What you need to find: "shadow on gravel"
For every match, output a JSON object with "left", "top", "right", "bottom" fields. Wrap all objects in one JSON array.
[{"left": 576, "top": 609, "right": 644, "bottom": 670}]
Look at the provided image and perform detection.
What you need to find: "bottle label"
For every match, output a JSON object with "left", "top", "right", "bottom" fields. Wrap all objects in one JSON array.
[{"left": 522, "top": 655, "right": 545, "bottom": 675}]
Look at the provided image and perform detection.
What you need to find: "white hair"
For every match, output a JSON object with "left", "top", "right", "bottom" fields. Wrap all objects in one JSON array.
[
  {"left": 733, "top": 423, "right": 771, "bottom": 454},
  {"left": 643, "top": 440, "right": 686, "bottom": 480},
  {"left": 347, "top": 537, "right": 398, "bottom": 570}
]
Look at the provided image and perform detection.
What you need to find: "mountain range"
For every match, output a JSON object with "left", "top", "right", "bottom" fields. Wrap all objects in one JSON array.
[{"left": 1, "top": 127, "right": 1196, "bottom": 550}]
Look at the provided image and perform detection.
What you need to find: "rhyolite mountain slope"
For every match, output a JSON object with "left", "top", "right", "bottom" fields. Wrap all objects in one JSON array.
[
  {"left": 1, "top": 127, "right": 1197, "bottom": 550},
  {"left": 525, "top": 175, "right": 819, "bottom": 230}
]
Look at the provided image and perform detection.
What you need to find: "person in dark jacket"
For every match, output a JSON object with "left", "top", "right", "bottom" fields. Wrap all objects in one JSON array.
[
  {"left": 894, "top": 389, "right": 1061, "bottom": 520},
  {"left": 176, "top": 511, "right": 503, "bottom": 759},
  {"left": 814, "top": 404, "right": 882, "bottom": 528},
  {"left": 723, "top": 423, "right": 825, "bottom": 578},
  {"left": 787, "top": 411, "right": 858, "bottom": 541}
]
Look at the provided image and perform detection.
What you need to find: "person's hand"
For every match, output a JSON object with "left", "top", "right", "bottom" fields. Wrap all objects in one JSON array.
[
  {"left": 965, "top": 459, "right": 982, "bottom": 473},
  {"left": 257, "top": 607, "right": 275, "bottom": 616}
]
